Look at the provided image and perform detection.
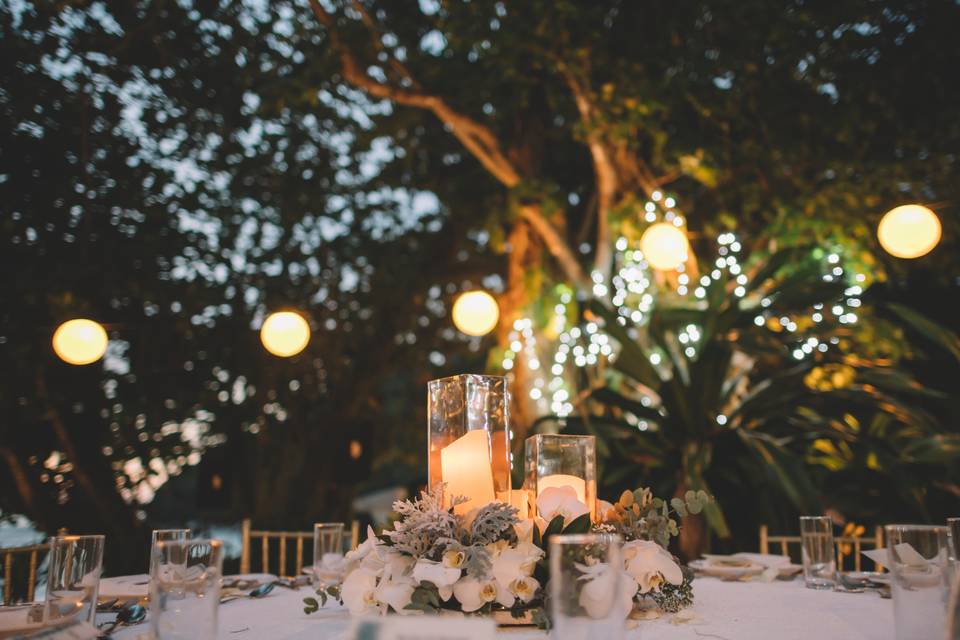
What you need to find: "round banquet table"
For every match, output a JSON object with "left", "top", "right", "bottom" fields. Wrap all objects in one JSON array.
[{"left": 109, "top": 575, "right": 895, "bottom": 639}]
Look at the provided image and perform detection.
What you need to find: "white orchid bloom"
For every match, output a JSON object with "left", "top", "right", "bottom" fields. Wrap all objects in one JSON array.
[
  {"left": 442, "top": 549, "right": 465, "bottom": 569},
  {"left": 412, "top": 558, "right": 461, "bottom": 601},
  {"left": 576, "top": 561, "right": 638, "bottom": 619},
  {"left": 536, "top": 485, "right": 589, "bottom": 527},
  {"left": 340, "top": 567, "right": 380, "bottom": 615},
  {"left": 380, "top": 550, "right": 415, "bottom": 583},
  {"left": 514, "top": 519, "right": 535, "bottom": 544},
  {"left": 622, "top": 540, "right": 683, "bottom": 594},
  {"left": 491, "top": 544, "right": 543, "bottom": 587},
  {"left": 451, "top": 576, "right": 499, "bottom": 612},
  {"left": 507, "top": 575, "right": 539, "bottom": 603},
  {"left": 344, "top": 526, "right": 381, "bottom": 573},
  {"left": 375, "top": 576, "right": 416, "bottom": 615}
]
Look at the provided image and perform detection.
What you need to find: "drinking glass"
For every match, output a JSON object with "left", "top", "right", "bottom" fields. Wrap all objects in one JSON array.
[
  {"left": 549, "top": 533, "right": 625, "bottom": 640},
  {"left": 948, "top": 517, "right": 959, "bottom": 560},
  {"left": 949, "top": 568, "right": 960, "bottom": 640},
  {"left": 885, "top": 524, "right": 949, "bottom": 640},
  {"left": 313, "top": 523, "right": 345, "bottom": 586},
  {"left": 150, "top": 539, "right": 223, "bottom": 640},
  {"left": 800, "top": 516, "right": 835, "bottom": 589},
  {"left": 151, "top": 529, "right": 191, "bottom": 575},
  {"left": 44, "top": 535, "right": 105, "bottom": 625}
]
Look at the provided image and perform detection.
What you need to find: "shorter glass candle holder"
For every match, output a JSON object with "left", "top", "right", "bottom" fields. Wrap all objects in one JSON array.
[{"left": 524, "top": 434, "right": 596, "bottom": 521}]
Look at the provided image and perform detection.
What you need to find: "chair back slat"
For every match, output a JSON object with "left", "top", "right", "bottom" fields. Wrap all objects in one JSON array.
[
  {"left": 240, "top": 519, "right": 362, "bottom": 579},
  {"left": 1, "top": 543, "right": 52, "bottom": 605},
  {"left": 295, "top": 537, "right": 304, "bottom": 576},
  {"left": 3, "top": 551, "right": 11, "bottom": 604},
  {"left": 758, "top": 524, "right": 884, "bottom": 571}
]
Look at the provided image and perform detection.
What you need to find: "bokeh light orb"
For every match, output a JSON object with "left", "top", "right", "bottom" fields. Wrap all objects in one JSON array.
[
  {"left": 877, "top": 205, "right": 941, "bottom": 259},
  {"left": 640, "top": 223, "right": 689, "bottom": 271},
  {"left": 452, "top": 290, "right": 499, "bottom": 337},
  {"left": 260, "top": 311, "right": 311, "bottom": 357},
  {"left": 52, "top": 319, "right": 108, "bottom": 365}
]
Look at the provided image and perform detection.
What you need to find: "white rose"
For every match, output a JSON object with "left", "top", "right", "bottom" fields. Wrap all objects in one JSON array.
[
  {"left": 536, "top": 486, "right": 589, "bottom": 527},
  {"left": 622, "top": 540, "right": 683, "bottom": 594},
  {"left": 412, "top": 558, "right": 461, "bottom": 601},
  {"left": 375, "top": 577, "right": 416, "bottom": 615},
  {"left": 452, "top": 576, "right": 499, "bottom": 612},
  {"left": 340, "top": 567, "right": 379, "bottom": 615}
]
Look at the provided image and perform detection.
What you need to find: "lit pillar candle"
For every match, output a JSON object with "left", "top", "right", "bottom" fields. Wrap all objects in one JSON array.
[
  {"left": 538, "top": 474, "right": 587, "bottom": 504},
  {"left": 440, "top": 429, "right": 496, "bottom": 515},
  {"left": 497, "top": 489, "right": 530, "bottom": 519}
]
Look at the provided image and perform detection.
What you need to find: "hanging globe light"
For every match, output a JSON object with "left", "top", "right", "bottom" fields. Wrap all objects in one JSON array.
[
  {"left": 452, "top": 290, "right": 499, "bottom": 337},
  {"left": 877, "top": 205, "right": 942, "bottom": 259},
  {"left": 52, "top": 319, "right": 108, "bottom": 365},
  {"left": 260, "top": 311, "right": 311, "bottom": 357},
  {"left": 640, "top": 223, "right": 689, "bottom": 271}
]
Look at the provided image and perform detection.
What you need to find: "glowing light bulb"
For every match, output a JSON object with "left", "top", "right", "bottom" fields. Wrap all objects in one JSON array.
[
  {"left": 452, "top": 290, "right": 499, "bottom": 337},
  {"left": 260, "top": 311, "right": 311, "bottom": 357},
  {"left": 877, "top": 205, "right": 941, "bottom": 259},
  {"left": 52, "top": 319, "right": 108, "bottom": 365},
  {"left": 640, "top": 223, "right": 689, "bottom": 271}
]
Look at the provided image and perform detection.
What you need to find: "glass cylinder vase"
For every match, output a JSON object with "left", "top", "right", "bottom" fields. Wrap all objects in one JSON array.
[
  {"left": 427, "top": 374, "right": 511, "bottom": 514},
  {"left": 525, "top": 434, "right": 597, "bottom": 522}
]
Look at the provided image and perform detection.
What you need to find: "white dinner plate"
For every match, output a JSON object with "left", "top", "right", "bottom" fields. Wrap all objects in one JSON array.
[
  {"left": 0, "top": 605, "right": 46, "bottom": 639},
  {"left": 689, "top": 558, "right": 767, "bottom": 578}
]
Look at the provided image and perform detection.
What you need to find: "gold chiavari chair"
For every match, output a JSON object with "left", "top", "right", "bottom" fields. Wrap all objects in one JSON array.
[
  {"left": 239, "top": 519, "right": 361, "bottom": 577},
  {"left": 759, "top": 524, "right": 884, "bottom": 571},
  {"left": 1, "top": 542, "right": 50, "bottom": 605}
]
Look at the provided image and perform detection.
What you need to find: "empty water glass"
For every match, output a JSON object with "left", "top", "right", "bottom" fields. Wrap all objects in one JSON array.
[
  {"left": 313, "top": 523, "right": 345, "bottom": 586},
  {"left": 44, "top": 535, "right": 104, "bottom": 625},
  {"left": 949, "top": 569, "right": 960, "bottom": 640},
  {"left": 151, "top": 529, "right": 191, "bottom": 575},
  {"left": 549, "top": 533, "right": 625, "bottom": 640},
  {"left": 885, "top": 524, "right": 949, "bottom": 640},
  {"left": 800, "top": 516, "right": 835, "bottom": 589},
  {"left": 949, "top": 517, "right": 959, "bottom": 560},
  {"left": 150, "top": 539, "right": 223, "bottom": 640}
]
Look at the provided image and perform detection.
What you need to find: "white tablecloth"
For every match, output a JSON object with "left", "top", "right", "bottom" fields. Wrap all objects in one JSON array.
[{"left": 111, "top": 576, "right": 894, "bottom": 639}]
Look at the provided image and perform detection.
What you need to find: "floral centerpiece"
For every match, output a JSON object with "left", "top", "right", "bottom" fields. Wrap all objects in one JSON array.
[{"left": 303, "top": 484, "right": 712, "bottom": 627}]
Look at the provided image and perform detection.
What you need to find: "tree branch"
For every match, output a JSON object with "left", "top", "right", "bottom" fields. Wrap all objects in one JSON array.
[
  {"left": 557, "top": 61, "right": 617, "bottom": 277},
  {"left": 0, "top": 446, "right": 35, "bottom": 512},
  {"left": 309, "top": 0, "right": 593, "bottom": 291},
  {"left": 309, "top": 0, "right": 520, "bottom": 186},
  {"left": 519, "top": 204, "right": 590, "bottom": 290}
]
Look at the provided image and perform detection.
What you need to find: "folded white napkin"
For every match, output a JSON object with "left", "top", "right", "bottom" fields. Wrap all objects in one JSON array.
[{"left": 862, "top": 542, "right": 931, "bottom": 568}]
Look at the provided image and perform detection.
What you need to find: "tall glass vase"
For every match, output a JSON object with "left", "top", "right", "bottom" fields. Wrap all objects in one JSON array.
[{"left": 427, "top": 374, "right": 511, "bottom": 514}]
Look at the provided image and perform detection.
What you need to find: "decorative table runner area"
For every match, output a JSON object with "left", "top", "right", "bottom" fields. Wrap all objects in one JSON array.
[{"left": 109, "top": 576, "right": 894, "bottom": 640}]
